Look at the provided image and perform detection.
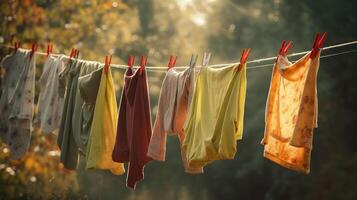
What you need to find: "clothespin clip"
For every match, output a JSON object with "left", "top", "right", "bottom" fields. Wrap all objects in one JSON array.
[
  {"left": 202, "top": 52, "right": 212, "bottom": 67},
  {"left": 13, "top": 41, "right": 20, "bottom": 54},
  {"left": 278, "top": 40, "right": 293, "bottom": 56},
  {"left": 69, "top": 48, "right": 79, "bottom": 59},
  {"left": 75, "top": 49, "right": 80, "bottom": 58},
  {"left": 104, "top": 55, "right": 112, "bottom": 75},
  {"left": 189, "top": 54, "right": 198, "bottom": 68},
  {"left": 69, "top": 48, "right": 75, "bottom": 58},
  {"left": 139, "top": 55, "right": 147, "bottom": 75},
  {"left": 310, "top": 32, "right": 327, "bottom": 59},
  {"left": 237, "top": 48, "right": 251, "bottom": 71},
  {"left": 30, "top": 43, "right": 37, "bottom": 59},
  {"left": 167, "top": 55, "right": 177, "bottom": 70},
  {"left": 46, "top": 43, "right": 53, "bottom": 57},
  {"left": 127, "top": 55, "right": 135, "bottom": 68}
]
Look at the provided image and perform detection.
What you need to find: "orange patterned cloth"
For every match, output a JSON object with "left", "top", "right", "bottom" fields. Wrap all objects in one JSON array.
[{"left": 261, "top": 51, "right": 320, "bottom": 174}]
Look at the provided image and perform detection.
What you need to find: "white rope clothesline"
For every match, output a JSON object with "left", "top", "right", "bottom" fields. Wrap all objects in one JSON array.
[
  {"left": 1, "top": 40, "right": 357, "bottom": 71},
  {"left": 245, "top": 49, "right": 357, "bottom": 70}
]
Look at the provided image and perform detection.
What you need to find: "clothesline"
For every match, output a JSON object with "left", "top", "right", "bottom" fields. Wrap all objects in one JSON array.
[
  {"left": 246, "top": 49, "right": 357, "bottom": 70},
  {"left": 0, "top": 38, "right": 355, "bottom": 183},
  {"left": 1, "top": 40, "right": 357, "bottom": 71}
]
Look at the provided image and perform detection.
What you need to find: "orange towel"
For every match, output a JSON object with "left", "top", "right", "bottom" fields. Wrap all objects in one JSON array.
[{"left": 261, "top": 51, "right": 320, "bottom": 174}]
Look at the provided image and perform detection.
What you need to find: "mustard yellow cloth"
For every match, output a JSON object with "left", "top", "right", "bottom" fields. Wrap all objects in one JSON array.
[
  {"left": 183, "top": 64, "right": 246, "bottom": 168},
  {"left": 261, "top": 52, "right": 320, "bottom": 174},
  {"left": 85, "top": 67, "right": 125, "bottom": 175}
]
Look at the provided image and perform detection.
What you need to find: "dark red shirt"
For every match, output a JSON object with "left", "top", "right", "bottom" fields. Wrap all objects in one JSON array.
[{"left": 112, "top": 67, "right": 152, "bottom": 189}]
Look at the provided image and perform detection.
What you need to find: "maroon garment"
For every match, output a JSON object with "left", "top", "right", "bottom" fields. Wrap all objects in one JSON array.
[{"left": 112, "top": 67, "right": 152, "bottom": 189}]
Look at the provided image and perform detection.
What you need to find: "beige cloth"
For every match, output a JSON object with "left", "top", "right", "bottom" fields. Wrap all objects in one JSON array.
[
  {"left": 261, "top": 51, "right": 320, "bottom": 174},
  {"left": 147, "top": 66, "right": 203, "bottom": 174}
]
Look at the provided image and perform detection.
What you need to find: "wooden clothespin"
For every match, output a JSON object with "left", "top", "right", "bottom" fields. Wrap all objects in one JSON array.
[
  {"left": 75, "top": 49, "right": 79, "bottom": 58},
  {"left": 139, "top": 55, "right": 147, "bottom": 75},
  {"left": 237, "top": 48, "right": 251, "bottom": 71},
  {"left": 278, "top": 40, "right": 293, "bottom": 56},
  {"left": 189, "top": 54, "right": 198, "bottom": 68},
  {"left": 167, "top": 55, "right": 177, "bottom": 70},
  {"left": 46, "top": 43, "right": 54, "bottom": 57},
  {"left": 104, "top": 55, "right": 112, "bottom": 75},
  {"left": 13, "top": 41, "right": 20, "bottom": 54},
  {"left": 69, "top": 48, "right": 75, "bottom": 58},
  {"left": 127, "top": 55, "right": 135, "bottom": 68},
  {"left": 30, "top": 43, "right": 37, "bottom": 59},
  {"left": 202, "top": 52, "right": 212, "bottom": 67},
  {"left": 310, "top": 32, "right": 327, "bottom": 59},
  {"left": 69, "top": 48, "right": 79, "bottom": 59}
]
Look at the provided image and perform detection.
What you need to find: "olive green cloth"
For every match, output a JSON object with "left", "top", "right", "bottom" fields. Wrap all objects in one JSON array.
[{"left": 57, "top": 60, "right": 100, "bottom": 169}]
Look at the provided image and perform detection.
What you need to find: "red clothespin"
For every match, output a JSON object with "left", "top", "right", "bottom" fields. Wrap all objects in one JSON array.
[
  {"left": 310, "top": 32, "right": 327, "bottom": 59},
  {"left": 104, "top": 55, "right": 112, "bottom": 75},
  {"left": 167, "top": 55, "right": 177, "bottom": 70},
  {"left": 13, "top": 41, "right": 20, "bottom": 54},
  {"left": 75, "top": 49, "right": 79, "bottom": 58},
  {"left": 139, "top": 55, "right": 147, "bottom": 75},
  {"left": 46, "top": 43, "right": 53, "bottom": 57},
  {"left": 127, "top": 55, "right": 135, "bottom": 68},
  {"left": 30, "top": 43, "right": 37, "bottom": 59},
  {"left": 278, "top": 40, "right": 293, "bottom": 56},
  {"left": 69, "top": 48, "right": 79, "bottom": 58},
  {"left": 237, "top": 48, "right": 251, "bottom": 71},
  {"left": 69, "top": 48, "right": 75, "bottom": 58}
]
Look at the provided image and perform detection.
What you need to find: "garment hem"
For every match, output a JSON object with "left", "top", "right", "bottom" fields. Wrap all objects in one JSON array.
[{"left": 263, "top": 151, "right": 310, "bottom": 174}]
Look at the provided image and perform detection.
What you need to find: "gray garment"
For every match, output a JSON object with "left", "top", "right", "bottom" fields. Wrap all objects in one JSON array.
[
  {"left": 0, "top": 49, "right": 36, "bottom": 159},
  {"left": 57, "top": 60, "right": 100, "bottom": 169},
  {"left": 147, "top": 66, "right": 203, "bottom": 173},
  {"left": 73, "top": 67, "right": 102, "bottom": 154},
  {"left": 79, "top": 68, "right": 103, "bottom": 104},
  {"left": 34, "top": 55, "right": 69, "bottom": 135}
]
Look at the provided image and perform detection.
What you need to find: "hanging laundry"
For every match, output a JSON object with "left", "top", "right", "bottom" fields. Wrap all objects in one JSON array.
[
  {"left": 85, "top": 67, "right": 125, "bottom": 175},
  {"left": 0, "top": 49, "right": 36, "bottom": 159},
  {"left": 183, "top": 64, "right": 247, "bottom": 168},
  {"left": 34, "top": 55, "right": 68, "bottom": 135},
  {"left": 112, "top": 67, "right": 152, "bottom": 189},
  {"left": 261, "top": 51, "right": 320, "bottom": 174},
  {"left": 147, "top": 59, "right": 203, "bottom": 174},
  {"left": 57, "top": 60, "right": 100, "bottom": 169},
  {"left": 72, "top": 62, "right": 101, "bottom": 156}
]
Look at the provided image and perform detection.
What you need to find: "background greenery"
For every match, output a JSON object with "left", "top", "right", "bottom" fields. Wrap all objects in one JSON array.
[{"left": 0, "top": 0, "right": 356, "bottom": 199}]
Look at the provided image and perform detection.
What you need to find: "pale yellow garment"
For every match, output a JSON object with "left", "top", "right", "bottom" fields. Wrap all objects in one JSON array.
[
  {"left": 183, "top": 64, "right": 246, "bottom": 168},
  {"left": 85, "top": 67, "right": 125, "bottom": 175},
  {"left": 261, "top": 51, "right": 320, "bottom": 174}
]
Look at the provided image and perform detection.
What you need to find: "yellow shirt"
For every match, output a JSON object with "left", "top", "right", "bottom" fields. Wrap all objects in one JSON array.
[
  {"left": 261, "top": 52, "right": 320, "bottom": 174},
  {"left": 183, "top": 64, "right": 246, "bottom": 168},
  {"left": 85, "top": 67, "right": 125, "bottom": 175}
]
